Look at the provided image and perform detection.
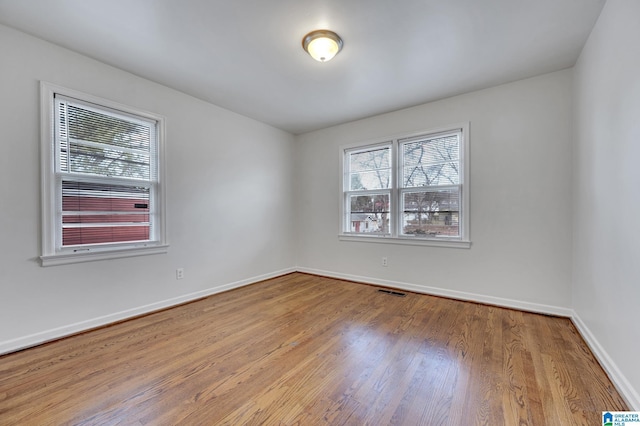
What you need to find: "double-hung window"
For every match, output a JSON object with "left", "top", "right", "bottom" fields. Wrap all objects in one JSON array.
[
  {"left": 40, "top": 82, "right": 167, "bottom": 265},
  {"left": 341, "top": 124, "right": 470, "bottom": 247},
  {"left": 344, "top": 144, "right": 392, "bottom": 235}
]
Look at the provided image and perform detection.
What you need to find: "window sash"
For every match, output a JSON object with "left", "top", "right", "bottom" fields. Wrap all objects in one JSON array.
[
  {"left": 345, "top": 143, "right": 392, "bottom": 191},
  {"left": 55, "top": 96, "right": 157, "bottom": 182},
  {"left": 58, "top": 178, "right": 154, "bottom": 247},
  {"left": 399, "top": 187, "right": 461, "bottom": 238},
  {"left": 344, "top": 190, "right": 391, "bottom": 235},
  {"left": 399, "top": 130, "right": 461, "bottom": 189}
]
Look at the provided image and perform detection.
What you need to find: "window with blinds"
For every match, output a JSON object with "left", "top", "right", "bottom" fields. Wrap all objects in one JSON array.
[
  {"left": 341, "top": 126, "right": 469, "bottom": 246},
  {"left": 40, "top": 82, "right": 167, "bottom": 265},
  {"left": 56, "top": 96, "right": 156, "bottom": 247}
]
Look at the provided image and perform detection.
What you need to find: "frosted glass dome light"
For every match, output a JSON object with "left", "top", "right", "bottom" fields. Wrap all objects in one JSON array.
[{"left": 302, "top": 30, "right": 343, "bottom": 62}]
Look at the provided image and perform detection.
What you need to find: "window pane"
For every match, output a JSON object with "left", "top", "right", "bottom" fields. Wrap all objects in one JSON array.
[
  {"left": 349, "top": 147, "right": 390, "bottom": 172},
  {"left": 402, "top": 134, "right": 459, "bottom": 188},
  {"left": 401, "top": 189, "right": 459, "bottom": 237},
  {"left": 59, "top": 102, "right": 153, "bottom": 180},
  {"left": 350, "top": 169, "right": 390, "bottom": 190},
  {"left": 349, "top": 146, "right": 391, "bottom": 190},
  {"left": 68, "top": 142, "right": 150, "bottom": 179},
  {"left": 62, "top": 180, "right": 151, "bottom": 246},
  {"left": 403, "top": 162, "right": 459, "bottom": 187},
  {"left": 68, "top": 104, "right": 151, "bottom": 151},
  {"left": 348, "top": 194, "right": 390, "bottom": 234}
]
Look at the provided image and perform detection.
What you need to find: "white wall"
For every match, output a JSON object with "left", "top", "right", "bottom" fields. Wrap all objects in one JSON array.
[
  {"left": 0, "top": 24, "right": 296, "bottom": 353},
  {"left": 573, "top": 0, "right": 640, "bottom": 408},
  {"left": 295, "top": 70, "right": 574, "bottom": 314}
]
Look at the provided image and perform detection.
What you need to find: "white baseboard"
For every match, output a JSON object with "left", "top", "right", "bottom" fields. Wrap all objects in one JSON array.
[
  {"left": 297, "top": 267, "right": 574, "bottom": 317},
  {"left": 571, "top": 313, "right": 640, "bottom": 410},
  {"left": 0, "top": 267, "right": 296, "bottom": 356}
]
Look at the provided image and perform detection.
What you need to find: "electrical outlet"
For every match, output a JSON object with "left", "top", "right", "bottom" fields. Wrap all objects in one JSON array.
[
  {"left": 382, "top": 257, "right": 388, "bottom": 267},
  {"left": 176, "top": 268, "right": 184, "bottom": 280}
]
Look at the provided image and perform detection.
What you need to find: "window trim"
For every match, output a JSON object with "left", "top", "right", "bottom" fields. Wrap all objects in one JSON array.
[
  {"left": 339, "top": 123, "right": 471, "bottom": 249},
  {"left": 40, "top": 81, "right": 168, "bottom": 266}
]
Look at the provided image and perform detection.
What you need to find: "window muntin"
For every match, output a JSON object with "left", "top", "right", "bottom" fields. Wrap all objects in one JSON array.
[
  {"left": 341, "top": 127, "right": 468, "bottom": 244},
  {"left": 41, "top": 82, "right": 167, "bottom": 265}
]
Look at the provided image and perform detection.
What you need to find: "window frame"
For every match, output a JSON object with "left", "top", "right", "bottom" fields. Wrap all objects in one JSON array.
[
  {"left": 40, "top": 82, "right": 168, "bottom": 266},
  {"left": 339, "top": 123, "right": 470, "bottom": 249}
]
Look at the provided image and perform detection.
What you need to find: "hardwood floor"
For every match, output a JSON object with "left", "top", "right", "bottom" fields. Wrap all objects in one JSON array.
[{"left": 0, "top": 273, "right": 627, "bottom": 425}]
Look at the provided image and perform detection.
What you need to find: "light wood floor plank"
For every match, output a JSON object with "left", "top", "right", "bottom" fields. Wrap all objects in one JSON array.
[{"left": 0, "top": 273, "right": 628, "bottom": 425}]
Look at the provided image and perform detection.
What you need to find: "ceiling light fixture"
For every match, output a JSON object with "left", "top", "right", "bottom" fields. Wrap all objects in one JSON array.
[{"left": 302, "top": 30, "right": 343, "bottom": 62}]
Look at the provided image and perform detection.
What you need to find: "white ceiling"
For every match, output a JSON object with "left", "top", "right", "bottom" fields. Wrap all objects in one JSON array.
[{"left": 0, "top": 0, "right": 605, "bottom": 134}]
